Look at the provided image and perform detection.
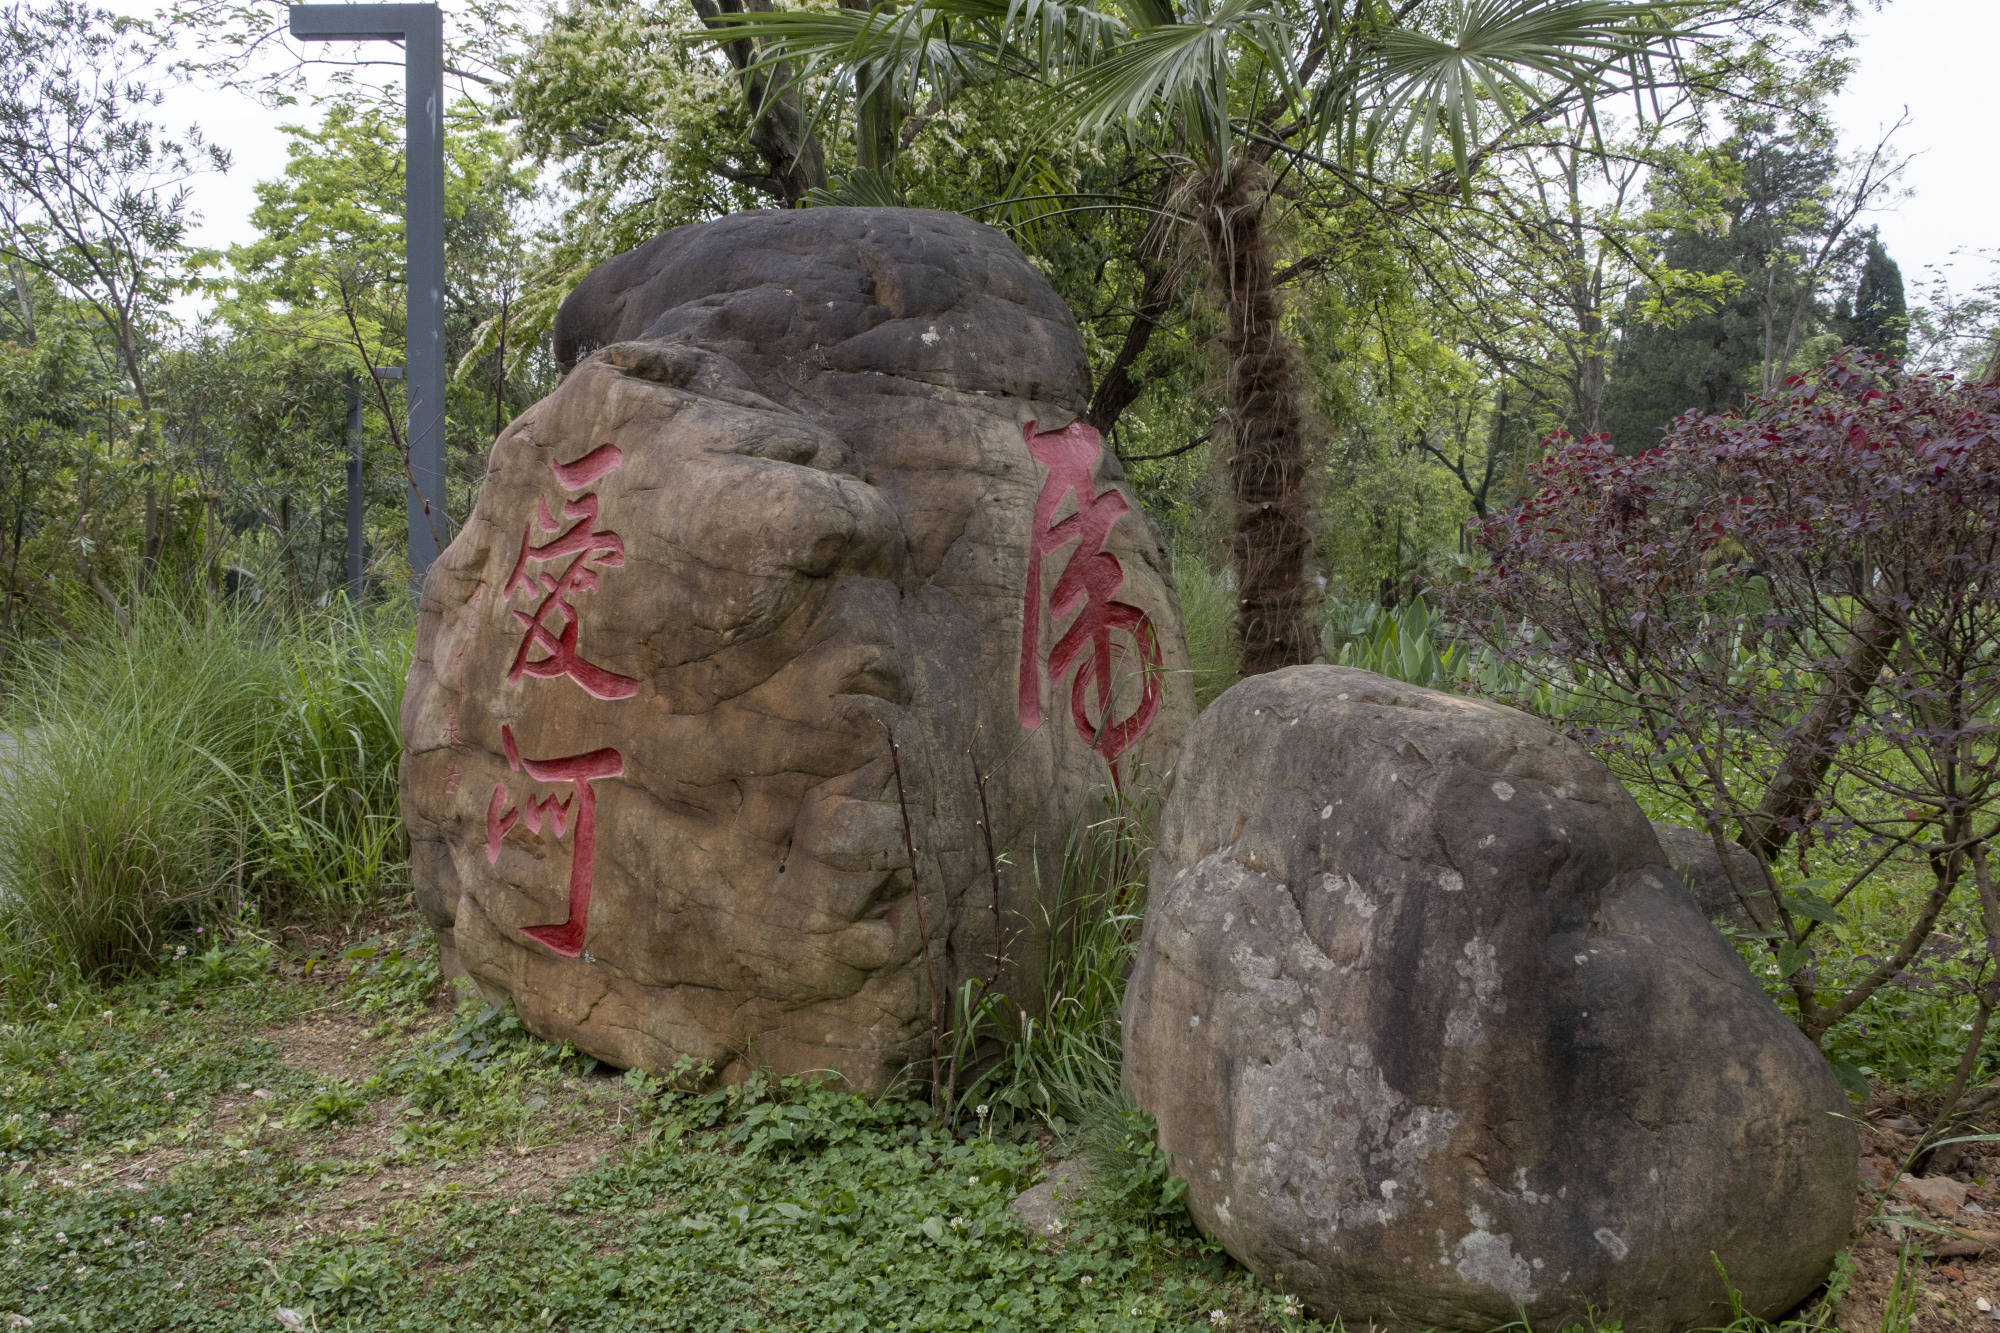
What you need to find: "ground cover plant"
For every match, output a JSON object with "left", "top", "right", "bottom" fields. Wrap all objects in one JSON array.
[
  {"left": 0, "top": 921, "right": 1332, "bottom": 1332},
  {"left": 8, "top": 909, "right": 1993, "bottom": 1333}
]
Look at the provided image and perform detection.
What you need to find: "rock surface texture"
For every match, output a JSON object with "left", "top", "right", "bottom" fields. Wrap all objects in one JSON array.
[
  {"left": 401, "top": 208, "right": 1192, "bottom": 1091},
  {"left": 1651, "top": 821, "right": 1775, "bottom": 932},
  {"left": 1123, "top": 666, "right": 1855, "bottom": 1332}
]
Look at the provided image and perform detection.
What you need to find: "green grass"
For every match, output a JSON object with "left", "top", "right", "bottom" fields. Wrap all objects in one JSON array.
[
  {"left": 1173, "top": 552, "right": 1239, "bottom": 710},
  {"left": 952, "top": 785, "right": 1154, "bottom": 1131},
  {"left": 236, "top": 607, "right": 409, "bottom": 919},
  {"left": 0, "top": 925, "right": 1933, "bottom": 1333},
  {"left": 0, "top": 594, "right": 409, "bottom": 1006},
  {"left": 0, "top": 928, "right": 1317, "bottom": 1333}
]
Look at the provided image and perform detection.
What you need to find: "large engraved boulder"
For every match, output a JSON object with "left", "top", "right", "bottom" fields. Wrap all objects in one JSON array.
[
  {"left": 401, "top": 208, "right": 1193, "bottom": 1091},
  {"left": 1123, "top": 667, "right": 1855, "bottom": 1332}
]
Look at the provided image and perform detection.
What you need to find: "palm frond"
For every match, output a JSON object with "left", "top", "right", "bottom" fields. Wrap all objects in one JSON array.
[
  {"left": 703, "top": 0, "right": 1124, "bottom": 99},
  {"left": 1051, "top": 0, "right": 1292, "bottom": 159},
  {"left": 1323, "top": 0, "right": 1687, "bottom": 185}
]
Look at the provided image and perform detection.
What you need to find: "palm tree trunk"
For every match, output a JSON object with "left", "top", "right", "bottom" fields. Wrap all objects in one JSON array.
[{"left": 1200, "top": 161, "right": 1315, "bottom": 674}]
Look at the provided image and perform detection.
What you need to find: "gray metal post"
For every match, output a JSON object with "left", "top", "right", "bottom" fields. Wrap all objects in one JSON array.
[{"left": 289, "top": 4, "right": 448, "bottom": 583}]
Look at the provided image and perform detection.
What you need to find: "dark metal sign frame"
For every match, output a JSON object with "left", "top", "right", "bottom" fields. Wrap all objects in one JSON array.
[{"left": 288, "top": 3, "right": 447, "bottom": 582}]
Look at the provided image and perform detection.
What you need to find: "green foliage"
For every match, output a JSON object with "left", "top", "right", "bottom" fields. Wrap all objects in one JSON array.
[
  {"left": 1322, "top": 593, "right": 1465, "bottom": 689},
  {"left": 339, "top": 930, "right": 441, "bottom": 1016},
  {"left": 0, "top": 594, "right": 409, "bottom": 1003},
  {"left": 0, "top": 596, "right": 276, "bottom": 989},
  {"left": 0, "top": 940, "right": 306, "bottom": 1161},
  {"left": 1071, "top": 1099, "right": 1194, "bottom": 1234},
  {"left": 288, "top": 1082, "right": 369, "bottom": 1131},
  {"left": 499, "top": 0, "right": 770, "bottom": 357},
  {"left": 1845, "top": 234, "right": 1908, "bottom": 361},
  {"left": 236, "top": 608, "right": 411, "bottom": 917},
  {"left": 1602, "top": 122, "right": 1897, "bottom": 449},
  {"left": 954, "top": 790, "right": 1153, "bottom": 1130},
  {"left": 1171, "top": 551, "right": 1238, "bottom": 707},
  {"left": 365, "top": 992, "right": 605, "bottom": 1159}
]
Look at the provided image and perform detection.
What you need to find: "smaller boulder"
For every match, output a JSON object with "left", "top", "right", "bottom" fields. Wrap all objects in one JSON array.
[
  {"left": 1009, "top": 1159, "right": 1094, "bottom": 1237},
  {"left": 1651, "top": 822, "right": 1774, "bottom": 932},
  {"left": 1123, "top": 667, "right": 1857, "bottom": 1332}
]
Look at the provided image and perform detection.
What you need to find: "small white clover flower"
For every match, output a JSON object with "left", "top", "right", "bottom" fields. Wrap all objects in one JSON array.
[
  {"left": 1077, "top": 1275, "right": 1092, "bottom": 1287},
  {"left": 149, "top": 1216, "right": 164, "bottom": 1227},
  {"left": 43, "top": 1005, "right": 56, "bottom": 1015},
  {"left": 52, "top": 1232, "right": 64, "bottom": 1245},
  {"left": 975, "top": 1104, "right": 989, "bottom": 1117},
  {"left": 1209, "top": 1310, "right": 1228, "bottom": 1326}
]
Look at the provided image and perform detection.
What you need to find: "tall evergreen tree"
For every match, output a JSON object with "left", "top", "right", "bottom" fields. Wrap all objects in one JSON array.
[
  {"left": 1602, "top": 123, "right": 1886, "bottom": 450},
  {"left": 1849, "top": 233, "right": 1908, "bottom": 360}
]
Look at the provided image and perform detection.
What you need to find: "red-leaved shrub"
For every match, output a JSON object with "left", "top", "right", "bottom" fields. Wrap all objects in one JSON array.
[{"left": 1450, "top": 352, "right": 2000, "bottom": 1115}]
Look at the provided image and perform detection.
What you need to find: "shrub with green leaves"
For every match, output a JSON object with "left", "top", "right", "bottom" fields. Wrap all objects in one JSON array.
[{"left": 0, "top": 594, "right": 410, "bottom": 1006}]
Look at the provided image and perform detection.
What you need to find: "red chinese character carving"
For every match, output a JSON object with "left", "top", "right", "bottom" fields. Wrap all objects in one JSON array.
[
  {"left": 503, "top": 443, "right": 638, "bottom": 702},
  {"left": 485, "top": 724, "right": 623, "bottom": 958},
  {"left": 1016, "top": 420, "right": 1163, "bottom": 780}
]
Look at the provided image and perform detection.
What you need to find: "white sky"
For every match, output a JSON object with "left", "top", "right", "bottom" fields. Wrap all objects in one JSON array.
[
  {"left": 107, "top": 0, "right": 2000, "bottom": 314},
  {"left": 1829, "top": 0, "right": 2000, "bottom": 304}
]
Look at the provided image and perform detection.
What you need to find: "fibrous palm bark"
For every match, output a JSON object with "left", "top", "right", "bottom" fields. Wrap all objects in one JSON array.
[{"left": 1196, "top": 162, "right": 1315, "bottom": 673}]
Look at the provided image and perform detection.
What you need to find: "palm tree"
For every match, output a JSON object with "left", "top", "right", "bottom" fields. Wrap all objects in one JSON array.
[{"left": 718, "top": 0, "right": 1691, "bottom": 674}]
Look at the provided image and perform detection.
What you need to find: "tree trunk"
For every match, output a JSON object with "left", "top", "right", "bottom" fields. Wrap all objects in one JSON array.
[
  {"left": 689, "top": 0, "right": 828, "bottom": 207},
  {"left": 278, "top": 494, "right": 304, "bottom": 616},
  {"left": 1739, "top": 609, "right": 1899, "bottom": 865},
  {"left": 840, "top": 0, "right": 897, "bottom": 182},
  {"left": 1575, "top": 307, "right": 1605, "bottom": 436},
  {"left": 6, "top": 257, "right": 34, "bottom": 345},
  {"left": 1200, "top": 161, "right": 1316, "bottom": 675}
]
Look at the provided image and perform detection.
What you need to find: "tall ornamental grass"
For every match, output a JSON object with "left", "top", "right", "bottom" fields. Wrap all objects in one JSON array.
[
  {"left": 1171, "top": 552, "right": 1239, "bottom": 709},
  {"left": 951, "top": 784, "right": 1157, "bottom": 1128},
  {"left": 0, "top": 594, "right": 410, "bottom": 1003}
]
